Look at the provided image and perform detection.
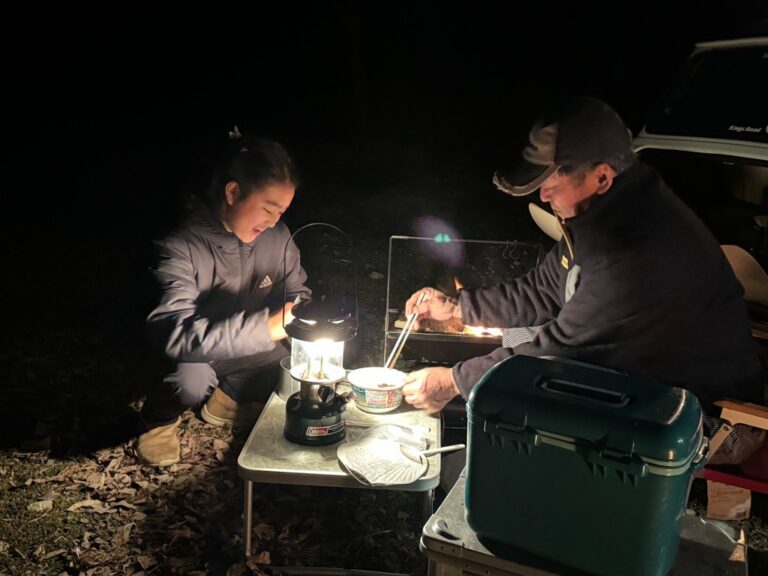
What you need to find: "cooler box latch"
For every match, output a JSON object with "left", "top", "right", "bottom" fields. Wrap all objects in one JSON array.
[
  {"left": 482, "top": 419, "right": 540, "bottom": 451},
  {"left": 586, "top": 446, "right": 648, "bottom": 479}
]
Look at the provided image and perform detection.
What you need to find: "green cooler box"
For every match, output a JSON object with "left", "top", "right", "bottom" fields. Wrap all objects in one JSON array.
[{"left": 465, "top": 356, "right": 707, "bottom": 576}]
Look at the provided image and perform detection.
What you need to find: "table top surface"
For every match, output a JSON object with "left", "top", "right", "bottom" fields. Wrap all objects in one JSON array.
[{"left": 237, "top": 385, "right": 442, "bottom": 491}]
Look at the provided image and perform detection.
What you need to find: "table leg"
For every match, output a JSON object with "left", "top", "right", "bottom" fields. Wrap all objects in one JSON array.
[
  {"left": 244, "top": 479, "right": 253, "bottom": 558},
  {"left": 421, "top": 488, "right": 434, "bottom": 520}
]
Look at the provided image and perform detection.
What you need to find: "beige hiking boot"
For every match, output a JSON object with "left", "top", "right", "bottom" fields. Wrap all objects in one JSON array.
[
  {"left": 201, "top": 387, "right": 264, "bottom": 427},
  {"left": 136, "top": 418, "right": 181, "bottom": 467}
]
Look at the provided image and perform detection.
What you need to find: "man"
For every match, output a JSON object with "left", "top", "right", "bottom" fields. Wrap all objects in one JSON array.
[{"left": 402, "top": 97, "right": 765, "bottom": 436}]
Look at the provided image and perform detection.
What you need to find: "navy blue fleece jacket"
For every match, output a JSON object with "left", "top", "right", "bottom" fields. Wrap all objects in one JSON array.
[{"left": 452, "top": 162, "right": 764, "bottom": 412}]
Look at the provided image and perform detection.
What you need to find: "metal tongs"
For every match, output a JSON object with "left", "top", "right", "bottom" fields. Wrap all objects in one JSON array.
[{"left": 385, "top": 291, "right": 427, "bottom": 369}]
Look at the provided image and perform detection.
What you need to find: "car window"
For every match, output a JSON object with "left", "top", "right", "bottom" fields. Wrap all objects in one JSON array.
[{"left": 645, "top": 45, "right": 767, "bottom": 144}]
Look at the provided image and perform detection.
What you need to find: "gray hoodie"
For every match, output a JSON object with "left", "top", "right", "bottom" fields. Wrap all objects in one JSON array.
[{"left": 147, "top": 205, "right": 309, "bottom": 362}]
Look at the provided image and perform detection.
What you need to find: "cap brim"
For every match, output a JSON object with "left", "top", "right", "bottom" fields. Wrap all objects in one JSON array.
[{"left": 493, "top": 163, "right": 558, "bottom": 197}]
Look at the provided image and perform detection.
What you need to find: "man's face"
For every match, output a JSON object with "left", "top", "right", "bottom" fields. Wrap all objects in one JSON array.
[
  {"left": 538, "top": 167, "right": 606, "bottom": 220},
  {"left": 223, "top": 181, "right": 295, "bottom": 243}
]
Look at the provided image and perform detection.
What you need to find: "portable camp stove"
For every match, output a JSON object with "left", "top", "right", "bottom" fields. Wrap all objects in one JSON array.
[{"left": 283, "top": 377, "right": 351, "bottom": 446}]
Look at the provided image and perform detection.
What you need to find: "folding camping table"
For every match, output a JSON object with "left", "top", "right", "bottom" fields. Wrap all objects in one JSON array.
[{"left": 237, "top": 385, "right": 442, "bottom": 558}]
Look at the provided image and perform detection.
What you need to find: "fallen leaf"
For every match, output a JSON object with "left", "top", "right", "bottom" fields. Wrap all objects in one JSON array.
[
  {"left": 112, "top": 523, "right": 134, "bottom": 546},
  {"left": 137, "top": 555, "right": 157, "bottom": 569},
  {"left": 27, "top": 499, "right": 54, "bottom": 513},
  {"left": 68, "top": 499, "right": 110, "bottom": 513},
  {"left": 42, "top": 489, "right": 60, "bottom": 501},
  {"left": 42, "top": 548, "right": 66, "bottom": 560},
  {"left": 83, "top": 472, "right": 105, "bottom": 490},
  {"left": 94, "top": 447, "right": 123, "bottom": 462},
  {"left": 81, "top": 548, "right": 113, "bottom": 567},
  {"left": 246, "top": 550, "right": 271, "bottom": 567},
  {"left": 104, "top": 456, "right": 123, "bottom": 472},
  {"left": 213, "top": 438, "right": 230, "bottom": 451},
  {"left": 0, "top": 541, "right": 9, "bottom": 554}
]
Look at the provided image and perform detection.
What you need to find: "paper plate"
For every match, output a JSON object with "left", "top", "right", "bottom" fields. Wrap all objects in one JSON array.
[{"left": 338, "top": 437, "right": 427, "bottom": 486}]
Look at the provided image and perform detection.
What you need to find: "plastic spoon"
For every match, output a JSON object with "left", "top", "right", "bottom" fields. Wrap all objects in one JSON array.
[{"left": 399, "top": 443, "right": 466, "bottom": 463}]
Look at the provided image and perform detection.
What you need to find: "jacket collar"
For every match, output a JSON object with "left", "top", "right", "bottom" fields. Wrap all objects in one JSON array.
[{"left": 187, "top": 202, "right": 251, "bottom": 253}]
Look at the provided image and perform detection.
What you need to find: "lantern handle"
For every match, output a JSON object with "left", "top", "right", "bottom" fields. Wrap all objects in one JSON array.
[{"left": 282, "top": 222, "right": 359, "bottom": 331}]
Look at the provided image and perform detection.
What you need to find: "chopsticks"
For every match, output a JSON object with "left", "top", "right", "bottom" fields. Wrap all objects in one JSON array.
[{"left": 385, "top": 291, "right": 427, "bottom": 369}]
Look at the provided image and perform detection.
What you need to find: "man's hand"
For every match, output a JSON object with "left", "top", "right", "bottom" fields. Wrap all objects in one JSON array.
[
  {"left": 405, "top": 287, "right": 461, "bottom": 331},
  {"left": 402, "top": 367, "right": 460, "bottom": 414},
  {"left": 268, "top": 302, "right": 295, "bottom": 341}
]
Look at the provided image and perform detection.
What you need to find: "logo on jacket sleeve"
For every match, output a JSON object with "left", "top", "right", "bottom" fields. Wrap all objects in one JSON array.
[
  {"left": 561, "top": 255, "right": 569, "bottom": 269},
  {"left": 258, "top": 275, "right": 273, "bottom": 289}
]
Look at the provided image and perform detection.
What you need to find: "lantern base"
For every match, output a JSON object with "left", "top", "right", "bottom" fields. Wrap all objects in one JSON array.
[{"left": 283, "top": 390, "right": 347, "bottom": 446}]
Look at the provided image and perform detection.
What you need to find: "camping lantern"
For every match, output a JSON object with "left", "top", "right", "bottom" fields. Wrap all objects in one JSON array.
[
  {"left": 281, "top": 224, "right": 358, "bottom": 446},
  {"left": 287, "top": 297, "right": 353, "bottom": 385}
]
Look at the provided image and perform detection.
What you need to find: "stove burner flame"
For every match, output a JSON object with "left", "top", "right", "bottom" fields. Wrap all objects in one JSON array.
[{"left": 462, "top": 325, "right": 503, "bottom": 337}]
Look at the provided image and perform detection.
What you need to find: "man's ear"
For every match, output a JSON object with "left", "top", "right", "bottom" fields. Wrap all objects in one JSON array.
[
  {"left": 224, "top": 181, "right": 240, "bottom": 206},
  {"left": 594, "top": 163, "right": 617, "bottom": 195}
]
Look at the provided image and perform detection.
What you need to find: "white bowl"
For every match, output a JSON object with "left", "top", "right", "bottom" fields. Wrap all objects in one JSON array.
[{"left": 347, "top": 367, "right": 406, "bottom": 413}]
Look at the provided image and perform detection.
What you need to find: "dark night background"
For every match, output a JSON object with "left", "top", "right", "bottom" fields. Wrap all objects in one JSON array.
[
  {"left": 0, "top": 0, "right": 767, "bottom": 437},
  {"left": 0, "top": 1, "right": 766, "bottom": 436},
  {"left": 2, "top": 5, "right": 766, "bottom": 291}
]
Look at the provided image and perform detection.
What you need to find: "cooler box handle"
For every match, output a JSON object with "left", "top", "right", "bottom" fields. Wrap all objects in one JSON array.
[{"left": 539, "top": 378, "right": 630, "bottom": 408}]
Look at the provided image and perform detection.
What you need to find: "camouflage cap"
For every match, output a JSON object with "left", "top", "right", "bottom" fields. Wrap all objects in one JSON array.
[{"left": 493, "top": 97, "right": 633, "bottom": 196}]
